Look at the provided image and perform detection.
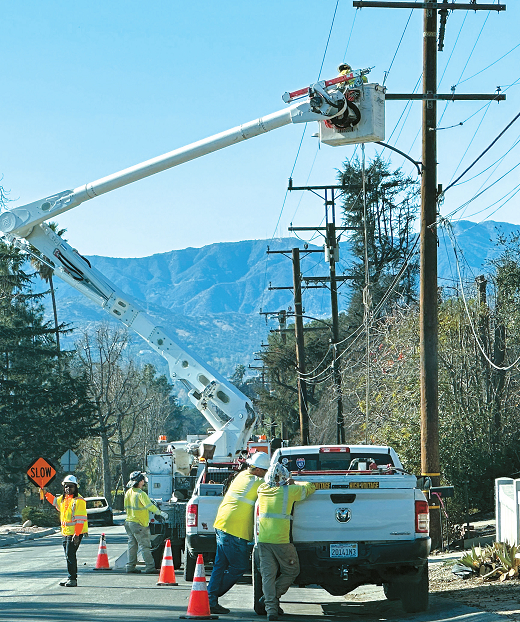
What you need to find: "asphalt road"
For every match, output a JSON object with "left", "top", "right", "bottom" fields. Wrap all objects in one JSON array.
[{"left": 0, "top": 518, "right": 505, "bottom": 622}]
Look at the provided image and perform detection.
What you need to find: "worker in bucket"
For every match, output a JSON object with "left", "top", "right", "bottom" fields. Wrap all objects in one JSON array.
[
  {"left": 256, "top": 463, "right": 315, "bottom": 621},
  {"left": 41, "top": 474, "right": 88, "bottom": 587},
  {"left": 338, "top": 62, "right": 367, "bottom": 86},
  {"left": 207, "top": 451, "right": 271, "bottom": 615},
  {"left": 124, "top": 470, "right": 169, "bottom": 574}
]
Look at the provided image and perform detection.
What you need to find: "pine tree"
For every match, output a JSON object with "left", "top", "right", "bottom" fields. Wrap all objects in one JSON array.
[{"left": 0, "top": 241, "right": 96, "bottom": 482}]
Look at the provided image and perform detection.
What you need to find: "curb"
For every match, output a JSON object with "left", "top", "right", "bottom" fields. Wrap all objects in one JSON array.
[{"left": 0, "top": 527, "right": 57, "bottom": 547}]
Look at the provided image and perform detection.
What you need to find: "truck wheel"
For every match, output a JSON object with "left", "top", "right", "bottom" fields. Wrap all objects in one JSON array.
[
  {"left": 184, "top": 550, "right": 196, "bottom": 582},
  {"left": 400, "top": 565, "right": 429, "bottom": 613},
  {"left": 383, "top": 582, "right": 401, "bottom": 601},
  {"left": 172, "top": 546, "right": 182, "bottom": 570},
  {"left": 252, "top": 547, "right": 265, "bottom": 616}
]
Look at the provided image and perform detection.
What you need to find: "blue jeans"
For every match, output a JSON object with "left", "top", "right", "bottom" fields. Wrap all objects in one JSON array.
[{"left": 207, "top": 529, "right": 250, "bottom": 606}]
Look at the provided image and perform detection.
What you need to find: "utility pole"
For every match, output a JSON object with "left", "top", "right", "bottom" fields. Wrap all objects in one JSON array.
[
  {"left": 292, "top": 248, "right": 310, "bottom": 445},
  {"left": 289, "top": 182, "right": 359, "bottom": 443},
  {"left": 352, "top": 0, "right": 506, "bottom": 550}
]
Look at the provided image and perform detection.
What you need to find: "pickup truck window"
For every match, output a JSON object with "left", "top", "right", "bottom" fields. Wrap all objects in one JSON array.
[{"left": 278, "top": 452, "right": 394, "bottom": 472}]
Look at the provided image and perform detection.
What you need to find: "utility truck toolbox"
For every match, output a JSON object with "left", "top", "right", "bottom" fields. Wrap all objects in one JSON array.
[{"left": 252, "top": 445, "right": 431, "bottom": 615}]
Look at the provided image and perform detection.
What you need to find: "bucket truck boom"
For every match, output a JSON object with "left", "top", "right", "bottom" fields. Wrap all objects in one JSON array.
[{"left": 0, "top": 72, "right": 377, "bottom": 461}]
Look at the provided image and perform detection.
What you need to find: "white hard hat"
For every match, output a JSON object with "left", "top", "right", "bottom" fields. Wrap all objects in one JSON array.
[
  {"left": 246, "top": 452, "right": 271, "bottom": 470},
  {"left": 127, "top": 470, "right": 148, "bottom": 488},
  {"left": 62, "top": 474, "right": 78, "bottom": 486}
]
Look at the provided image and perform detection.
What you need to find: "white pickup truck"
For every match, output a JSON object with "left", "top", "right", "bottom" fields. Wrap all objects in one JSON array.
[{"left": 253, "top": 445, "right": 431, "bottom": 615}]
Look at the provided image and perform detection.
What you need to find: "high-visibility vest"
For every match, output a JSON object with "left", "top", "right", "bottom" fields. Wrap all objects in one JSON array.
[
  {"left": 256, "top": 482, "right": 315, "bottom": 544},
  {"left": 213, "top": 470, "right": 263, "bottom": 541},
  {"left": 124, "top": 487, "right": 160, "bottom": 527},
  {"left": 53, "top": 494, "right": 88, "bottom": 536}
]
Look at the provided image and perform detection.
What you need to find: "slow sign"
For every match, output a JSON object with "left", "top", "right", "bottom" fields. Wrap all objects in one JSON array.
[{"left": 26, "top": 457, "right": 57, "bottom": 488}]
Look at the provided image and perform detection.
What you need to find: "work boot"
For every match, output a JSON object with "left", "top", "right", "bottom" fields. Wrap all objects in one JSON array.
[
  {"left": 64, "top": 579, "right": 77, "bottom": 587},
  {"left": 259, "top": 596, "right": 284, "bottom": 615},
  {"left": 59, "top": 578, "right": 69, "bottom": 586},
  {"left": 210, "top": 604, "right": 231, "bottom": 614}
]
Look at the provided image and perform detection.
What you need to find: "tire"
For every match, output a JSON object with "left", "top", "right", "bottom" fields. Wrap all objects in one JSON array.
[
  {"left": 252, "top": 547, "right": 265, "bottom": 616},
  {"left": 383, "top": 582, "right": 401, "bottom": 601},
  {"left": 184, "top": 550, "right": 196, "bottom": 582},
  {"left": 172, "top": 545, "right": 182, "bottom": 570},
  {"left": 400, "top": 565, "right": 429, "bottom": 613}
]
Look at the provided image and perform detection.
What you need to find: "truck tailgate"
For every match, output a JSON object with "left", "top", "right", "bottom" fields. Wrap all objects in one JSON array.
[
  {"left": 292, "top": 476, "right": 417, "bottom": 543},
  {"left": 196, "top": 496, "right": 222, "bottom": 534}
]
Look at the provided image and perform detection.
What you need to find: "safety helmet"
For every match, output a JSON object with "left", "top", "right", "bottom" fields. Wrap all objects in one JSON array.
[
  {"left": 338, "top": 63, "right": 352, "bottom": 73},
  {"left": 265, "top": 463, "right": 291, "bottom": 487},
  {"left": 246, "top": 452, "right": 271, "bottom": 470},
  {"left": 127, "top": 470, "right": 148, "bottom": 488},
  {"left": 62, "top": 474, "right": 78, "bottom": 486}
]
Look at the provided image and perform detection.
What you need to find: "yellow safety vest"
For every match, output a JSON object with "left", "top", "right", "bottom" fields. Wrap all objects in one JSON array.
[
  {"left": 213, "top": 470, "right": 263, "bottom": 541},
  {"left": 54, "top": 494, "right": 88, "bottom": 536},
  {"left": 257, "top": 482, "right": 315, "bottom": 544},
  {"left": 124, "top": 487, "right": 160, "bottom": 527}
]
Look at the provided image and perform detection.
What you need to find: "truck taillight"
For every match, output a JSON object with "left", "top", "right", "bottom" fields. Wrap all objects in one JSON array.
[
  {"left": 415, "top": 500, "right": 429, "bottom": 533},
  {"left": 187, "top": 503, "right": 198, "bottom": 527}
]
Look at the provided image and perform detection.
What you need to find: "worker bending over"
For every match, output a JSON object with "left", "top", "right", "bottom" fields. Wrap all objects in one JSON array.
[
  {"left": 207, "top": 452, "right": 271, "bottom": 615},
  {"left": 42, "top": 474, "right": 88, "bottom": 587},
  {"left": 256, "top": 463, "right": 315, "bottom": 621}
]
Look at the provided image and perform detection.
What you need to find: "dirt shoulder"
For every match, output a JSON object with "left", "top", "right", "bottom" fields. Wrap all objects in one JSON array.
[{"left": 430, "top": 556, "right": 520, "bottom": 619}]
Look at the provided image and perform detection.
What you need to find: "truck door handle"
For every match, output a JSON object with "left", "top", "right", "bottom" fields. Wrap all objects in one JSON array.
[{"left": 330, "top": 494, "right": 356, "bottom": 504}]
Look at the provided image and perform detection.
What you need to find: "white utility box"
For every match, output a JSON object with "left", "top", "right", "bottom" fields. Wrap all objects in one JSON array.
[{"left": 319, "top": 83, "right": 386, "bottom": 146}]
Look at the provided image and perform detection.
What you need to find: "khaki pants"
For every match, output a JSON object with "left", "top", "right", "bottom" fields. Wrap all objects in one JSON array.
[
  {"left": 124, "top": 520, "right": 155, "bottom": 572},
  {"left": 257, "top": 542, "right": 300, "bottom": 616}
]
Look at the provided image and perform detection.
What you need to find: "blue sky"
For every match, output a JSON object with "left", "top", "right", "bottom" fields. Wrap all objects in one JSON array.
[{"left": 2, "top": 1, "right": 519, "bottom": 258}]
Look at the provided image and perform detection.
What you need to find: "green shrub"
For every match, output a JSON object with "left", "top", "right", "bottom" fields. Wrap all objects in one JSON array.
[{"left": 21, "top": 506, "right": 60, "bottom": 527}]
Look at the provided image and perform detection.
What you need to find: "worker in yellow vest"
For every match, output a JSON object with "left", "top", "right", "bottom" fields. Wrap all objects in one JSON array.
[
  {"left": 124, "top": 470, "right": 169, "bottom": 574},
  {"left": 256, "top": 463, "right": 315, "bottom": 621},
  {"left": 207, "top": 451, "right": 271, "bottom": 615},
  {"left": 42, "top": 474, "right": 88, "bottom": 587}
]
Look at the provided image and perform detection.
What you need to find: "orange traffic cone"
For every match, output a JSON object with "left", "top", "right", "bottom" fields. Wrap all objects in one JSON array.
[
  {"left": 157, "top": 539, "right": 178, "bottom": 586},
  {"left": 180, "top": 554, "right": 218, "bottom": 619},
  {"left": 93, "top": 533, "right": 111, "bottom": 571}
]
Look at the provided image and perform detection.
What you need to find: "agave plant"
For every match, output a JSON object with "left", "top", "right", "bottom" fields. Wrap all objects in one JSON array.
[{"left": 458, "top": 542, "right": 520, "bottom": 582}]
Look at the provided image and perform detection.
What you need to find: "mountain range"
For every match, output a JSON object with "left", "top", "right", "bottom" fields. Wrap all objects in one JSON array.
[{"left": 37, "top": 219, "right": 520, "bottom": 380}]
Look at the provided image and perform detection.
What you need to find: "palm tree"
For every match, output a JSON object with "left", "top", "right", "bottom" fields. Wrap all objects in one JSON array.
[{"left": 30, "top": 222, "right": 66, "bottom": 355}]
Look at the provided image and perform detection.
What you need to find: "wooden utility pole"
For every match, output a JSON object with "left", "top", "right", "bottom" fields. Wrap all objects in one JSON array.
[
  {"left": 420, "top": 0, "right": 440, "bottom": 545},
  {"left": 289, "top": 183, "right": 359, "bottom": 443},
  {"left": 292, "top": 248, "right": 310, "bottom": 445},
  {"left": 353, "top": 0, "right": 506, "bottom": 550}
]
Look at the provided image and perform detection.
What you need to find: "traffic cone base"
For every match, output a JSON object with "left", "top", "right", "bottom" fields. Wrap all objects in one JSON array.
[
  {"left": 180, "top": 554, "right": 218, "bottom": 619},
  {"left": 93, "top": 533, "right": 112, "bottom": 571},
  {"left": 157, "top": 538, "right": 178, "bottom": 586}
]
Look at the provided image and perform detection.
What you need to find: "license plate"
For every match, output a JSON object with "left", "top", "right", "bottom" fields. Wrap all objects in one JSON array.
[
  {"left": 348, "top": 481, "right": 379, "bottom": 489},
  {"left": 314, "top": 482, "right": 331, "bottom": 490},
  {"left": 330, "top": 543, "right": 358, "bottom": 558}
]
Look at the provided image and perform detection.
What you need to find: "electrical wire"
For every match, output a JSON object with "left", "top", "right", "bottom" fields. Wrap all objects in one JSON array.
[
  {"left": 445, "top": 220, "right": 520, "bottom": 372},
  {"left": 383, "top": 9, "right": 414, "bottom": 86},
  {"left": 317, "top": 0, "right": 340, "bottom": 81},
  {"left": 457, "top": 43, "right": 520, "bottom": 86},
  {"left": 441, "top": 110, "right": 520, "bottom": 196}
]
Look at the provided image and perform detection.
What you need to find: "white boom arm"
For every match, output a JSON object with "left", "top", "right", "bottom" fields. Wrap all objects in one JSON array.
[
  {"left": 0, "top": 77, "right": 354, "bottom": 239},
  {"left": 0, "top": 75, "right": 360, "bottom": 460},
  {"left": 13, "top": 223, "right": 255, "bottom": 460}
]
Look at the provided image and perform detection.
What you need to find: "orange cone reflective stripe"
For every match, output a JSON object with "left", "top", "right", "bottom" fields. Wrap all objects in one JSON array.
[
  {"left": 157, "top": 539, "right": 178, "bottom": 586},
  {"left": 180, "top": 554, "right": 218, "bottom": 619},
  {"left": 93, "top": 533, "right": 111, "bottom": 571}
]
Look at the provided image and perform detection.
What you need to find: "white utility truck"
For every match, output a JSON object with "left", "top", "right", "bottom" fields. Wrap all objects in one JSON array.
[
  {"left": 0, "top": 68, "right": 387, "bottom": 568},
  {"left": 252, "top": 445, "right": 431, "bottom": 614}
]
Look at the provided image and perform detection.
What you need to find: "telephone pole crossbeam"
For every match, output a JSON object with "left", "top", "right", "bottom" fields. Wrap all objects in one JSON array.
[
  {"left": 385, "top": 93, "right": 505, "bottom": 101},
  {"left": 353, "top": 2, "right": 505, "bottom": 9}
]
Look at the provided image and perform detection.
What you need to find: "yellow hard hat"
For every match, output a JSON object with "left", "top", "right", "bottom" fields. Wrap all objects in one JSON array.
[{"left": 338, "top": 63, "right": 352, "bottom": 73}]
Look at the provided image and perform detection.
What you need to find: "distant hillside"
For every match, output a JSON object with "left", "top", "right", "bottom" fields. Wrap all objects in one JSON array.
[{"left": 37, "top": 221, "right": 520, "bottom": 379}]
